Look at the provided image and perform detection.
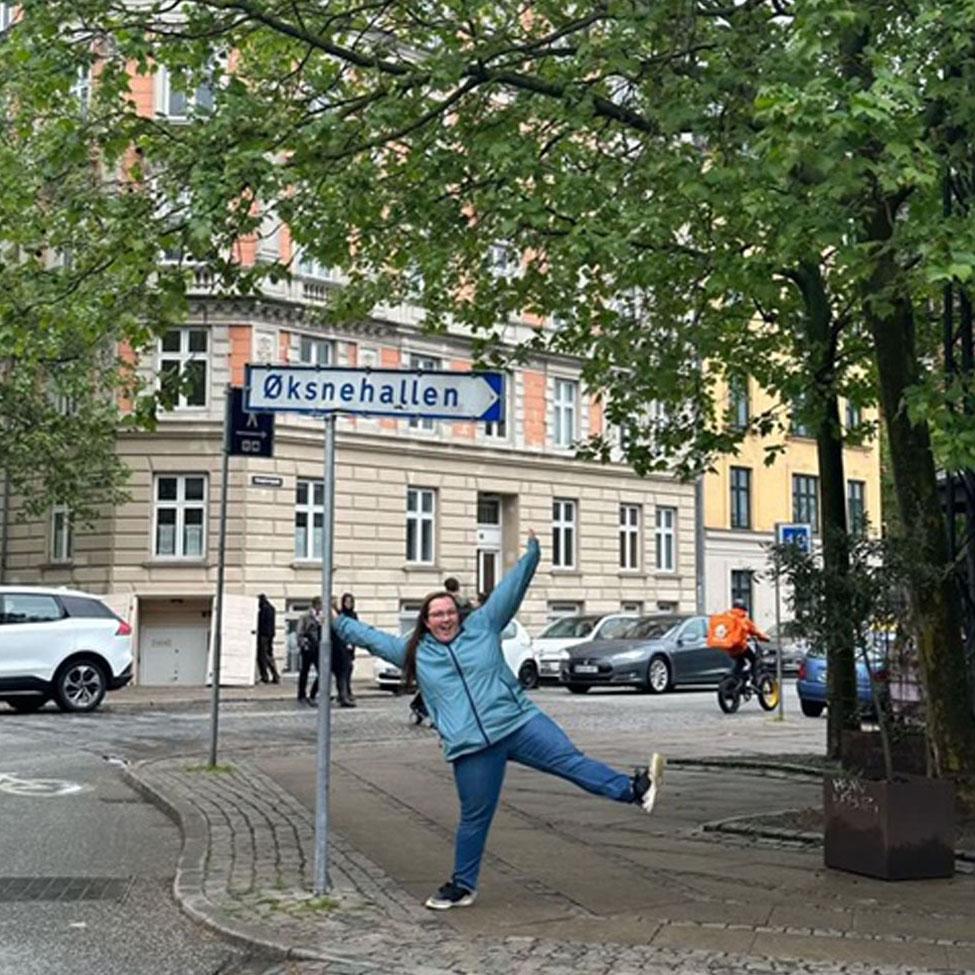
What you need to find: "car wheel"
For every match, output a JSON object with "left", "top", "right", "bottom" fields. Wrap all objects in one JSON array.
[
  {"left": 800, "top": 699, "right": 825, "bottom": 718},
  {"left": 3, "top": 696, "right": 48, "bottom": 714},
  {"left": 517, "top": 660, "right": 539, "bottom": 690},
  {"left": 645, "top": 656, "right": 671, "bottom": 694},
  {"left": 53, "top": 657, "right": 107, "bottom": 713},
  {"left": 566, "top": 683, "right": 591, "bottom": 694}
]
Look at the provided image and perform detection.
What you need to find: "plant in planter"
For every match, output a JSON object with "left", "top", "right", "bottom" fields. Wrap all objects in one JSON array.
[{"left": 772, "top": 528, "right": 956, "bottom": 880}]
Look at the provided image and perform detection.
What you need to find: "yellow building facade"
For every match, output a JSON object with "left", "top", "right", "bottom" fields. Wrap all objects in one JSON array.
[{"left": 703, "top": 378, "right": 882, "bottom": 629}]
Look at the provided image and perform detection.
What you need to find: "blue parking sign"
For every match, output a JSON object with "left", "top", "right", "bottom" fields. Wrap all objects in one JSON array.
[{"left": 776, "top": 522, "right": 812, "bottom": 553}]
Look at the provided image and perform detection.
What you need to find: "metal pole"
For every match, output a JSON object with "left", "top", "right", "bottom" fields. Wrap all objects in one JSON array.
[
  {"left": 0, "top": 469, "right": 10, "bottom": 585},
  {"left": 774, "top": 567, "right": 784, "bottom": 721},
  {"left": 314, "top": 414, "right": 336, "bottom": 894},
  {"left": 694, "top": 474, "right": 706, "bottom": 614},
  {"left": 208, "top": 385, "right": 232, "bottom": 768}
]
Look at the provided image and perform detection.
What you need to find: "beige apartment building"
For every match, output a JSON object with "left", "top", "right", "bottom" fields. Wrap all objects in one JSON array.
[{"left": 1, "top": 279, "right": 698, "bottom": 686}]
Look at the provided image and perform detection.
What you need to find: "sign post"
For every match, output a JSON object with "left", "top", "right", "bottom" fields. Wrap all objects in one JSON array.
[
  {"left": 772, "top": 522, "right": 812, "bottom": 722},
  {"left": 208, "top": 387, "right": 275, "bottom": 769},
  {"left": 245, "top": 365, "right": 503, "bottom": 895}
]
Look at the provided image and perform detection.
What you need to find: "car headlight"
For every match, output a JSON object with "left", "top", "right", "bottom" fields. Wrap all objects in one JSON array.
[
  {"left": 558, "top": 649, "right": 571, "bottom": 660},
  {"left": 613, "top": 648, "right": 648, "bottom": 663}
]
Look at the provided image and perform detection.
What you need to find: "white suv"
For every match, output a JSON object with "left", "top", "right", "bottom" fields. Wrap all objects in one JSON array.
[{"left": 0, "top": 587, "right": 134, "bottom": 713}]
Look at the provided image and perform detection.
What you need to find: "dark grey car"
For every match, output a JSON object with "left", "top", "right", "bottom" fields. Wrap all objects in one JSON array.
[{"left": 560, "top": 614, "right": 735, "bottom": 693}]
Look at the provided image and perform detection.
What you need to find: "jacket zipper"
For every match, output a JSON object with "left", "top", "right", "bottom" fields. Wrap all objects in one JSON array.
[{"left": 445, "top": 641, "right": 491, "bottom": 747}]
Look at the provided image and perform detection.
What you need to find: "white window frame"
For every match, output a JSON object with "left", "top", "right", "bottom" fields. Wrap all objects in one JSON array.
[
  {"left": 257, "top": 205, "right": 282, "bottom": 262},
  {"left": 71, "top": 65, "right": 92, "bottom": 118},
  {"left": 553, "top": 378, "right": 578, "bottom": 449},
  {"left": 547, "top": 601, "right": 583, "bottom": 621},
  {"left": 406, "top": 488, "right": 436, "bottom": 565},
  {"left": 619, "top": 503, "right": 641, "bottom": 571},
  {"left": 407, "top": 353, "right": 441, "bottom": 432},
  {"left": 156, "top": 63, "right": 215, "bottom": 120},
  {"left": 153, "top": 474, "right": 207, "bottom": 560},
  {"left": 294, "top": 478, "right": 324, "bottom": 561},
  {"left": 655, "top": 506, "right": 676, "bottom": 573},
  {"left": 489, "top": 241, "right": 518, "bottom": 280},
  {"left": 0, "top": 4, "right": 15, "bottom": 31},
  {"left": 50, "top": 505, "right": 72, "bottom": 563},
  {"left": 552, "top": 498, "right": 577, "bottom": 569},
  {"left": 297, "top": 335, "right": 333, "bottom": 366},
  {"left": 159, "top": 327, "right": 208, "bottom": 408},
  {"left": 482, "top": 372, "right": 509, "bottom": 439},
  {"left": 621, "top": 600, "right": 644, "bottom": 614}
]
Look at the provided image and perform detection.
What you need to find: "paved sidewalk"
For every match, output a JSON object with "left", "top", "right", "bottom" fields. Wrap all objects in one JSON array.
[{"left": 127, "top": 718, "right": 975, "bottom": 975}]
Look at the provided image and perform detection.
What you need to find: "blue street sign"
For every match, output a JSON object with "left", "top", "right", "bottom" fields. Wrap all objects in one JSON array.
[
  {"left": 245, "top": 365, "right": 504, "bottom": 422},
  {"left": 776, "top": 522, "right": 812, "bottom": 553},
  {"left": 227, "top": 386, "right": 275, "bottom": 457}
]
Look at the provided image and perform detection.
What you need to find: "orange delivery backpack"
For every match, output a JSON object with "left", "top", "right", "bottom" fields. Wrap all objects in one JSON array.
[{"left": 707, "top": 611, "right": 748, "bottom": 654}]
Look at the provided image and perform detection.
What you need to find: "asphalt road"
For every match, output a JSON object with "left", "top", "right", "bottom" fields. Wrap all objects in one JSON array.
[{"left": 0, "top": 683, "right": 823, "bottom": 975}]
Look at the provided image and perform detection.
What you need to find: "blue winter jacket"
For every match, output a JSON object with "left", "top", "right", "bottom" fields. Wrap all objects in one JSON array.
[{"left": 333, "top": 537, "right": 541, "bottom": 762}]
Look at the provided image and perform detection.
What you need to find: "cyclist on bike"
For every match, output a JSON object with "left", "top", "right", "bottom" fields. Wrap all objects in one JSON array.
[{"left": 708, "top": 599, "right": 769, "bottom": 687}]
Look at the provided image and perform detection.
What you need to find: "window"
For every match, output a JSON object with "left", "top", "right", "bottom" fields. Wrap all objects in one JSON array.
[
  {"left": 730, "top": 467, "right": 752, "bottom": 530},
  {"left": 790, "top": 395, "right": 813, "bottom": 438},
  {"left": 553, "top": 378, "right": 577, "bottom": 448},
  {"left": 71, "top": 65, "right": 92, "bottom": 119},
  {"left": 406, "top": 488, "right": 435, "bottom": 564},
  {"left": 483, "top": 374, "right": 508, "bottom": 439},
  {"left": 0, "top": 594, "right": 62, "bottom": 625},
  {"left": 847, "top": 479, "right": 866, "bottom": 535},
  {"left": 158, "top": 64, "right": 214, "bottom": 120},
  {"left": 655, "top": 506, "right": 676, "bottom": 572},
  {"left": 51, "top": 505, "right": 72, "bottom": 563},
  {"left": 846, "top": 401, "right": 862, "bottom": 432},
  {"left": 298, "top": 335, "right": 333, "bottom": 366},
  {"left": 621, "top": 600, "right": 644, "bottom": 614},
  {"left": 552, "top": 498, "right": 576, "bottom": 569},
  {"left": 257, "top": 206, "right": 281, "bottom": 262},
  {"left": 729, "top": 377, "right": 750, "bottom": 430},
  {"left": 0, "top": 4, "right": 15, "bottom": 31},
  {"left": 398, "top": 600, "right": 425, "bottom": 635},
  {"left": 489, "top": 242, "right": 517, "bottom": 280},
  {"left": 153, "top": 475, "right": 207, "bottom": 559},
  {"left": 408, "top": 354, "right": 440, "bottom": 432},
  {"left": 160, "top": 328, "right": 208, "bottom": 408},
  {"left": 730, "top": 570, "right": 754, "bottom": 616},
  {"left": 792, "top": 474, "right": 820, "bottom": 533},
  {"left": 294, "top": 479, "right": 324, "bottom": 560},
  {"left": 619, "top": 504, "right": 641, "bottom": 570},
  {"left": 547, "top": 601, "right": 583, "bottom": 621}
]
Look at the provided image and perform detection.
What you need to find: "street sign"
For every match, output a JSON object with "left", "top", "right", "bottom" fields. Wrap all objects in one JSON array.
[
  {"left": 245, "top": 365, "right": 504, "bottom": 421},
  {"left": 251, "top": 475, "right": 284, "bottom": 488},
  {"left": 227, "top": 386, "right": 275, "bottom": 457},
  {"left": 776, "top": 522, "right": 812, "bottom": 553}
]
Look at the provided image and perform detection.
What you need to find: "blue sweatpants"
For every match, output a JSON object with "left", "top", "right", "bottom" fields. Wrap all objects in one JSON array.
[{"left": 450, "top": 711, "right": 635, "bottom": 891}]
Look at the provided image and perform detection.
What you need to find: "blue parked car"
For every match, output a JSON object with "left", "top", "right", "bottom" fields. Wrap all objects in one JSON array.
[{"left": 796, "top": 641, "right": 889, "bottom": 718}]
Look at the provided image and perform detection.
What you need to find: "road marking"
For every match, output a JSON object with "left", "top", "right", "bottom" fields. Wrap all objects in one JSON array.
[{"left": 0, "top": 772, "right": 87, "bottom": 797}]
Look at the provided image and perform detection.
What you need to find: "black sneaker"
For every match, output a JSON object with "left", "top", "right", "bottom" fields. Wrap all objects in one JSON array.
[
  {"left": 631, "top": 752, "right": 665, "bottom": 814},
  {"left": 424, "top": 880, "right": 476, "bottom": 910}
]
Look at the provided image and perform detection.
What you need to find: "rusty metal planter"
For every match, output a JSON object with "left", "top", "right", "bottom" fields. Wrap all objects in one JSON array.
[{"left": 824, "top": 773, "right": 955, "bottom": 880}]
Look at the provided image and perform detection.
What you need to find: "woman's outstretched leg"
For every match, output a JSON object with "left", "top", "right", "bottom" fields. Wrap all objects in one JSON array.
[{"left": 508, "top": 712, "right": 664, "bottom": 812}]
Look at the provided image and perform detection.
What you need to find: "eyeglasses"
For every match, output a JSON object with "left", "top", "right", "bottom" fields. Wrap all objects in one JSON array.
[{"left": 428, "top": 609, "right": 459, "bottom": 621}]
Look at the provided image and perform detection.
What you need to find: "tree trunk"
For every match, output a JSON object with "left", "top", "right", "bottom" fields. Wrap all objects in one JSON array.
[
  {"left": 864, "top": 206, "right": 975, "bottom": 783},
  {"left": 794, "top": 261, "right": 859, "bottom": 759}
]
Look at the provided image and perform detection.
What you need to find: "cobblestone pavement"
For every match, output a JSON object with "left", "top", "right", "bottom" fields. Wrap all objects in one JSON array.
[{"left": 130, "top": 750, "right": 975, "bottom": 975}]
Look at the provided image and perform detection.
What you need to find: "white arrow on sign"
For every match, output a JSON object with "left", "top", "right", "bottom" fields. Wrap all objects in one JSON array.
[{"left": 245, "top": 366, "right": 504, "bottom": 421}]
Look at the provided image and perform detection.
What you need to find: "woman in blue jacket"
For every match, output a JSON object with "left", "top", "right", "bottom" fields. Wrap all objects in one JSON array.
[{"left": 331, "top": 530, "right": 665, "bottom": 911}]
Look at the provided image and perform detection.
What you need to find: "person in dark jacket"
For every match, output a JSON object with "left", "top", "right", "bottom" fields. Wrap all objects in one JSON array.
[
  {"left": 333, "top": 530, "right": 665, "bottom": 911},
  {"left": 296, "top": 598, "right": 322, "bottom": 706},
  {"left": 331, "top": 593, "right": 357, "bottom": 707},
  {"left": 256, "top": 594, "right": 280, "bottom": 684}
]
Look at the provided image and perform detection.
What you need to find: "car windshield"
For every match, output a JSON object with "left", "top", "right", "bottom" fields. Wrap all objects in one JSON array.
[
  {"left": 625, "top": 616, "right": 683, "bottom": 640},
  {"left": 595, "top": 617, "right": 638, "bottom": 639},
  {"left": 539, "top": 616, "right": 598, "bottom": 639}
]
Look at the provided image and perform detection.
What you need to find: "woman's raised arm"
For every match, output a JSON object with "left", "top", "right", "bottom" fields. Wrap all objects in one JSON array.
[{"left": 332, "top": 613, "right": 407, "bottom": 668}]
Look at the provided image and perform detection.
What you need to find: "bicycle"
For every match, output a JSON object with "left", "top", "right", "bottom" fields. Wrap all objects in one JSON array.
[{"left": 716, "top": 645, "right": 780, "bottom": 714}]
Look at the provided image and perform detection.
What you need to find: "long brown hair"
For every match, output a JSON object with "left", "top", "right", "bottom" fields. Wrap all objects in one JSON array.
[{"left": 403, "top": 591, "right": 456, "bottom": 688}]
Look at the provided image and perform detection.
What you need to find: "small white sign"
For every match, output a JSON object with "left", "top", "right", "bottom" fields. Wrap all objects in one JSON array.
[{"left": 245, "top": 365, "right": 504, "bottom": 421}]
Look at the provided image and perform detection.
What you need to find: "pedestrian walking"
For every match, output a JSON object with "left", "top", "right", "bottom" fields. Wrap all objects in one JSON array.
[
  {"left": 332, "top": 593, "right": 358, "bottom": 708},
  {"left": 256, "top": 594, "right": 280, "bottom": 684},
  {"left": 296, "top": 598, "right": 322, "bottom": 706},
  {"left": 332, "top": 530, "right": 665, "bottom": 911}
]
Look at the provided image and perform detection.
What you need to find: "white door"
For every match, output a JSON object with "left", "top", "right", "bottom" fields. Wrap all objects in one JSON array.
[
  {"left": 207, "top": 593, "right": 258, "bottom": 686},
  {"left": 476, "top": 494, "right": 502, "bottom": 598},
  {"left": 139, "top": 624, "right": 209, "bottom": 685}
]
